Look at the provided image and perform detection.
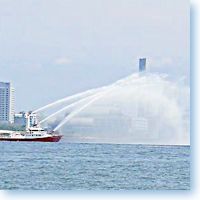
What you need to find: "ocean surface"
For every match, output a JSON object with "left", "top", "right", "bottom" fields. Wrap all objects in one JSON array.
[{"left": 0, "top": 142, "right": 190, "bottom": 190}]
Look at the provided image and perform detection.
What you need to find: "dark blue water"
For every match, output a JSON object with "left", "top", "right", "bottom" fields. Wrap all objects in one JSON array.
[{"left": 0, "top": 142, "right": 190, "bottom": 190}]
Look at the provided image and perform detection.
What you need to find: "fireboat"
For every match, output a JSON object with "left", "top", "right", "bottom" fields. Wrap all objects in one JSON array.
[{"left": 0, "top": 112, "right": 62, "bottom": 142}]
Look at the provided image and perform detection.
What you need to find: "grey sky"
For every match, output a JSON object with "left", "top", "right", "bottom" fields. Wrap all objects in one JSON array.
[{"left": 0, "top": 0, "right": 189, "bottom": 111}]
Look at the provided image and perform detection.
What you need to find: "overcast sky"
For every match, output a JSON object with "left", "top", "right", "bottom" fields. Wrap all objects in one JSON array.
[{"left": 0, "top": 0, "right": 189, "bottom": 112}]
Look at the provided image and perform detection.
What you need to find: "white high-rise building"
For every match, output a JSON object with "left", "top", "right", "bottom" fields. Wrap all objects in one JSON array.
[{"left": 0, "top": 82, "right": 15, "bottom": 123}]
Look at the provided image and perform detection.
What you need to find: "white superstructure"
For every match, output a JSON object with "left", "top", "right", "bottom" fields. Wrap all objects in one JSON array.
[
  {"left": 26, "top": 112, "right": 39, "bottom": 130},
  {"left": 0, "top": 112, "right": 62, "bottom": 142},
  {"left": 0, "top": 82, "right": 15, "bottom": 123}
]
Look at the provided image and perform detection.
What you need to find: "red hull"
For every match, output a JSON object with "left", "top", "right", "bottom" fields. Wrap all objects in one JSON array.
[{"left": 0, "top": 135, "right": 62, "bottom": 142}]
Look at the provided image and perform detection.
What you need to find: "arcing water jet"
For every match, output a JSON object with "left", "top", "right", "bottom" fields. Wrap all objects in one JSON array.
[
  {"left": 34, "top": 86, "right": 107, "bottom": 113},
  {"left": 39, "top": 90, "right": 110, "bottom": 124},
  {"left": 34, "top": 74, "right": 134, "bottom": 114},
  {"left": 53, "top": 86, "right": 117, "bottom": 131}
]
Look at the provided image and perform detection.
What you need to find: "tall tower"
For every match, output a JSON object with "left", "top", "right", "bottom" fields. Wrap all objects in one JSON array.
[
  {"left": 0, "top": 82, "right": 15, "bottom": 123},
  {"left": 139, "top": 58, "right": 146, "bottom": 72}
]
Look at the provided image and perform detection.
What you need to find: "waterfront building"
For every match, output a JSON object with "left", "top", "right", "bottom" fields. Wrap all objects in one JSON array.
[
  {"left": 0, "top": 82, "right": 14, "bottom": 123},
  {"left": 139, "top": 58, "right": 146, "bottom": 72},
  {"left": 14, "top": 112, "right": 27, "bottom": 127}
]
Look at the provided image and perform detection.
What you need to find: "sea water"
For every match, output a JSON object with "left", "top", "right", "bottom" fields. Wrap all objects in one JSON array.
[{"left": 0, "top": 142, "right": 190, "bottom": 190}]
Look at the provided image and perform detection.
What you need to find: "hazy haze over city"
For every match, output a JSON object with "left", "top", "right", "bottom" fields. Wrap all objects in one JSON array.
[{"left": 0, "top": 0, "right": 189, "bottom": 111}]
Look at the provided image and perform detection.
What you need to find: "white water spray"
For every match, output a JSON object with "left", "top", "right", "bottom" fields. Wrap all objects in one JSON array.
[
  {"left": 34, "top": 86, "right": 107, "bottom": 113},
  {"left": 53, "top": 86, "right": 116, "bottom": 131},
  {"left": 34, "top": 74, "right": 135, "bottom": 114},
  {"left": 36, "top": 72, "right": 189, "bottom": 145},
  {"left": 40, "top": 90, "right": 110, "bottom": 124}
]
